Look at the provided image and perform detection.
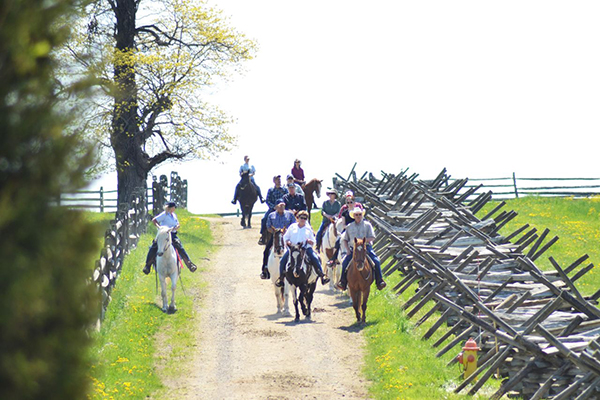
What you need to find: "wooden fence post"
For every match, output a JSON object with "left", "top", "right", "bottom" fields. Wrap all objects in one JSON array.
[
  {"left": 512, "top": 172, "right": 519, "bottom": 198},
  {"left": 99, "top": 186, "right": 104, "bottom": 212}
]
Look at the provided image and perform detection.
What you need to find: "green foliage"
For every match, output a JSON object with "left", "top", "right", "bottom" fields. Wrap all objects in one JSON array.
[
  {"left": 0, "top": 0, "right": 99, "bottom": 399},
  {"left": 89, "top": 210, "right": 212, "bottom": 398}
]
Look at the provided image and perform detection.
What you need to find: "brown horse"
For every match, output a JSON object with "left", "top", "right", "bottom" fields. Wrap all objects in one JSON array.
[
  {"left": 302, "top": 178, "right": 322, "bottom": 222},
  {"left": 347, "top": 237, "right": 374, "bottom": 324}
]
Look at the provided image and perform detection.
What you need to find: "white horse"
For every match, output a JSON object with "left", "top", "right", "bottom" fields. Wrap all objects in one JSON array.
[
  {"left": 322, "top": 217, "right": 344, "bottom": 290},
  {"left": 155, "top": 226, "right": 178, "bottom": 314},
  {"left": 267, "top": 228, "right": 290, "bottom": 315}
]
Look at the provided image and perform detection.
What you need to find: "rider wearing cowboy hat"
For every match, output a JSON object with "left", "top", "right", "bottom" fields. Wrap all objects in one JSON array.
[
  {"left": 326, "top": 190, "right": 364, "bottom": 266},
  {"left": 315, "top": 189, "right": 341, "bottom": 253},
  {"left": 275, "top": 210, "right": 330, "bottom": 287},
  {"left": 143, "top": 201, "right": 197, "bottom": 274},
  {"left": 335, "top": 207, "right": 386, "bottom": 291}
]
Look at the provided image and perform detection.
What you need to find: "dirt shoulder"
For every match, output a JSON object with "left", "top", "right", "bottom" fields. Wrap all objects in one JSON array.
[{"left": 161, "top": 216, "right": 370, "bottom": 399}]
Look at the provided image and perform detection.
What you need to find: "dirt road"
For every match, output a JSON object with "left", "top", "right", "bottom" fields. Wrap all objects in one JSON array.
[{"left": 165, "top": 216, "right": 370, "bottom": 399}]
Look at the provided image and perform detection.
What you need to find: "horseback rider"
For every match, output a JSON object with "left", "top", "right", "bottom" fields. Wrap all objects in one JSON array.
[
  {"left": 326, "top": 190, "right": 364, "bottom": 265},
  {"left": 259, "top": 175, "right": 289, "bottom": 245},
  {"left": 275, "top": 210, "right": 330, "bottom": 287},
  {"left": 335, "top": 207, "right": 387, "bottom": 291},
  {"left": 143, "top": 201, "right": 197, "bottom": 274},
  {"left": 283, "top": 183, "right": 306, "bottom": 213},
  {"left": 315, "top": 189, "right": 341, "bottom": 253},
  {"left": 260, "top": 199, "right": 296, "bottom": 279},
  {"left": 286, "top": 174, "right": 304, "bottom": 196},
  {"left": 291, "top": 159, "right": 305, "bottom": 186},
  {"left": 232, "top": 155, "right": 265, "bottom": 204}
]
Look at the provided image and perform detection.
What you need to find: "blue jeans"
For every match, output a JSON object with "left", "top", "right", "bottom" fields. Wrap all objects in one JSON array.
[
  {"left": 315, "top": 218, "right": 331, "bottom": 249},
  {"left": 279, "top": 247, "right": 323, "bottom": 276},
  {"left": 340, "top": 244, "right": 383, "bottom": 284}
]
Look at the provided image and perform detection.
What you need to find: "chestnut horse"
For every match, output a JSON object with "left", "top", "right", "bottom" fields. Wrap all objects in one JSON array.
[
  {"left": 302, "top": 178, "right": 322, "bottom": 222},
  {"left": 347, "top": 237, "right": 374, "bottom": 324}
]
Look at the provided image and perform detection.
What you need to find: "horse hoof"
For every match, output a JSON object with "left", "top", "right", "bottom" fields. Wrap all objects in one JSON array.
[{"left": 168, "top": 306, "right": 177, "bottom": 314}]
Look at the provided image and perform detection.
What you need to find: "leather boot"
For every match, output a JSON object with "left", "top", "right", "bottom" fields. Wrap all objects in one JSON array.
[
  {"left": 275, "top": 274, "right": 285, "bottom": 287},
  {"left": 142, "top": 263, "right": 152, "bottom": 275},
  {"left": 185, "top": 259, "right": 197, "bottom": 272},
  {"left": 260, "top": 266, "right": 269, "bottom": 279}
]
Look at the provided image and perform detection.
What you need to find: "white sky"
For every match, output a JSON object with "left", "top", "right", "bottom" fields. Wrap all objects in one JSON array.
[{"left": 93, "top": 1, "right": 600, "bottom": 214}]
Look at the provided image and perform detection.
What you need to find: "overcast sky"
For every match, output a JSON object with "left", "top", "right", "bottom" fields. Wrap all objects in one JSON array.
[{"left": 93, "top": 1, "right": 600, "bottom": 214}]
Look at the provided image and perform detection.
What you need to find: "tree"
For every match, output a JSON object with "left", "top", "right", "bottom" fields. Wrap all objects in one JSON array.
[
  {"left": 61, "top": 0, "right": 256, "bottom": 204},
  {"left": 0, "top": 0, "right": 99, "bottom": 398}
]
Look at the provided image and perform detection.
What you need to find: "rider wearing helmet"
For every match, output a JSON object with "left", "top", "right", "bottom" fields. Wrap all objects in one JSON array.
[
  {"left": 335, "top": 207, "right": 387, "bottom": 291},
  {"left": 143, "top": 202, "right": 197, "bottom": 274},
  {"left": 231, "top": 155, "right": 265, "bottom": 204},
  {"left": 275, "top": 210, "right": 330, "bottom": 287},
  {"left": 260, "top": 199, "right": 296, "bottom": 279}
]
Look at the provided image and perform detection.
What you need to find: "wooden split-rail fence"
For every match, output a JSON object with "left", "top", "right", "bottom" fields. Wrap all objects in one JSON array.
[
  {"left": 91, "top": 172, "right": 188, "bottom": 325},
  {"left": 333, "top": 167, "right": 600, "bottom": 399}
]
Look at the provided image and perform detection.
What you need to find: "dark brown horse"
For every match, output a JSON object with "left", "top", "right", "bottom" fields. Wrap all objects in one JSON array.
[
  {"left": 235, "top": 170, "right": 257, "bottom": 228},
  {"left": 302, "top": 178, "right": 322, "bottom": 222},
  {"left": 347, "top": 237, "right": 374, "bottom": 324}
]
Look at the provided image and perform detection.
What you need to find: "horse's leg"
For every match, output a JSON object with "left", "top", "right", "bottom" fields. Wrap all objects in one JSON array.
[
  {"left": 273, "top": 282, "right": 283, "bottom": 314},
  {"left": 247, "top": 204, "right": 253, "bottom": 229},
  {"left": 282, "top": 281, "right": 290, "bottom": 315},
  {"left": 169, "top": 269, "right": 178, "bottom": 313},
  {"left": 349, "top": 288, "right": 360, "bottom": 323},
  {"left": 292, "top": 285, "right": 300, "bottom": 322},
  {"left": 362, "top": 289, "right": 370, "bottom": 325},
  {"left": 305, "top": 283, "right": 316, "bottom": 320},
  {"left": 299, "top": 288, "right": 308, "bottom": 316},
  {"left": 158, "top": 270, "right": 168, "bottom": 312}
]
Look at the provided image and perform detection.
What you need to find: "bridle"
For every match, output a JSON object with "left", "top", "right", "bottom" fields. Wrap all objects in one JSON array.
[{"left": 157, "top": 230, "right": 172, "bottom": 257}]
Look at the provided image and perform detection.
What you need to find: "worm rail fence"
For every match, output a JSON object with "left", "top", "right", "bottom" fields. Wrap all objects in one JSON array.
[
  {"left": 333, "top": 167, "right": 600, "bottom": 399},
  {"left": 90, "top": 172, "right": 187, "bottom": 325}
]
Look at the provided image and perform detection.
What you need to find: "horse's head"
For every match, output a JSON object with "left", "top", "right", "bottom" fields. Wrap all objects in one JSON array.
[
  {"left": 156, "top": 226, "right": 173, "bottom": 257},
  {"left": 315, "top": 179, "right": 322, "bottom": 198},
  {"left": 353, "top": 237, "right": 367, "bottom": 266},
  {"left": 289, "top": 243, "right": 307, "bottom": 277},
  {"left": 240, "top": 170, "right": 251, "bottom": 182},
  {"left": 273, "top": 228, "right": 285, "bottom": 256}
]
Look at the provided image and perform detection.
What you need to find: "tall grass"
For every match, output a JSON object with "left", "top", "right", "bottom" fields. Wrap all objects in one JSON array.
[{"left": 88, "top": 210, "right": 212, "bottom": 399}]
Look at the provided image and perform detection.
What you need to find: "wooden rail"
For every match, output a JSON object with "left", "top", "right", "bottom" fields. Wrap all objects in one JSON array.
[
  {"left": 333, "top": 167, "right": 600, "bottom": 399},
  {"left": 59, "top": 171, "right": 188, "bottom": 213}
]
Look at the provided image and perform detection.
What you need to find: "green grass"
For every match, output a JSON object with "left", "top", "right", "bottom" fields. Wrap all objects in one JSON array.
[
  {"left": 88, "top": 209, "right": 213, "bottom": 399},
  {"left": 476, "top": 196, "right": 600, "bottom": 296}
]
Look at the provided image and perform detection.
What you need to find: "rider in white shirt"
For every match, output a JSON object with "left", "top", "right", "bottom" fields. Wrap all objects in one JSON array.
[{"left": 275, "top": 210, "right": 330, "bottom": 287}]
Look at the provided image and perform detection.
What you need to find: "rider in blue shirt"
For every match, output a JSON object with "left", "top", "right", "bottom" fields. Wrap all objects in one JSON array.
[
  {"left": 232, "top": 155, "right": 265, "bottom": 204},
  {"left": 143, "top": 202, "right": 197, "bottom": 274},
  {"left": 260, "top": 199, "right": 296, "bottom": 279},
  {"left": 259, "top": 175, "right": 289, "bottom": 245}
]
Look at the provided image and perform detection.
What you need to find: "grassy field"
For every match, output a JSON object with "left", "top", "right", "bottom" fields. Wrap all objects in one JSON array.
[
  {"left": 87, "top": 209, "right": 213, "bottom": 399},
  {"left": 311, "top": 195, "right": 600, "bottom": 399}
]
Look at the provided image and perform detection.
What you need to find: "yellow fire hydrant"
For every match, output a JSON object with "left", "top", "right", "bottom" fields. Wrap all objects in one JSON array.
[{"left": 457, "top": 338, "right": 480, "bottom": 379}]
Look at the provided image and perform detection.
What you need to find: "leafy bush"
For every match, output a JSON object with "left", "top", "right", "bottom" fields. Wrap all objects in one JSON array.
[{"left": 0, "top": 1, "right": 99, "bottom": 398}]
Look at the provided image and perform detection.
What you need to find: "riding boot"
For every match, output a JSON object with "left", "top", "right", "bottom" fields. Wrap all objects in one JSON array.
[
  {"left": 260, "top": 266, "right": 269, "bottom": 279},
  {"left": 143, "top": 241, "right": 158, "bottom": 274},
  {"left": 254, "top": 184, "right": 265, "bottom": 203},
  {"left": 335, "top": 269, "right": 347, "bottom": 291},
  {"left": 312, "top": 262, "right": 330, "bottom": 285},
  {"left": 184, "top": 258, "right": 198, "bottom": 273},
  {"left": 373, "top": 264, "right": 386, "bottom": 290},
  {"left": 231, "top": 183, "right": 240, "bottom": 204}
]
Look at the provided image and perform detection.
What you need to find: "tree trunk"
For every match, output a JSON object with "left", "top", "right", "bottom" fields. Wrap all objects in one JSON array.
[{"left": 111, "top": 0, "right": 149, "bottom": 205}]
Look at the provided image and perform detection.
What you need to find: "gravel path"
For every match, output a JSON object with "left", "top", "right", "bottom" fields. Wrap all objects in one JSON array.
[{"left": 163, "top": 216, "right": 370, "bottom": 399}]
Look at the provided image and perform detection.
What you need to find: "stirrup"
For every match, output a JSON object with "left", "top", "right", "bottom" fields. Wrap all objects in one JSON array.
[
  {"left": 187, "top": 262, "right": 197, "bottom": 273},
  {"left": 275, "top": 276, "right": 285, "bottom": 287},
  {"left": 260, "top": 267, "right": 269, "bottom": 280},
  {"left": 376, "top": 281, "right": 387, "bottom": 290},
  {"left": 321, "top": 276, "right": 330, "bottom": 285},
  {"left": 335, "top": 281, "right": 346, "bottom": 291}
]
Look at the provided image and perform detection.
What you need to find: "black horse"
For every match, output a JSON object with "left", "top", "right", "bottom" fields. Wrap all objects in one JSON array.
[
  {"left": 285, "top": 243, "right": 317, "bottom": 322},
  {"left": 235, "top": 170, "right": 257, "bottom": 228}
]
